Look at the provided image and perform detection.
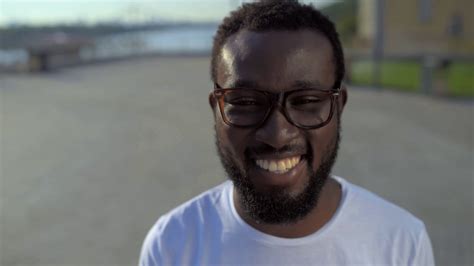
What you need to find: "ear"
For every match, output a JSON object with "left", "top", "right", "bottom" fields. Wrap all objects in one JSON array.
[
  {"left": 337, "top": 84, "right": 348, "bottom": 114},
  {"left": 209, "top": 91, "right": 217, "bottom": 112}
]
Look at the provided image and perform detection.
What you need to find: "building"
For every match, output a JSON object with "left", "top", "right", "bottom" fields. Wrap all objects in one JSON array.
[{"left": 356, "top": 0, "right": 474, "bottom": 56}]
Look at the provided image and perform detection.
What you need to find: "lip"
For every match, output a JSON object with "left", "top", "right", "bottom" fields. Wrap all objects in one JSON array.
[{"left": 249, "top": 156, "right": 307, "bottom": 187}]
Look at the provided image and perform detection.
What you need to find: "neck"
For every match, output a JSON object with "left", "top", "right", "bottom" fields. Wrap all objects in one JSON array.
[{"left": 233, "top": 177, "right": 342, "bottom": 238}]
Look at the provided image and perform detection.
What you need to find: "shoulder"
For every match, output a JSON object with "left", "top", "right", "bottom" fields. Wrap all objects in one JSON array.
[
  {"left": 146, "top": 181, "right": 230, "bottom": 239},
  {"left": 335, "top": 176, "right": 426, "bottom": 235},
  {"left": 139, "top": 181, "right": 231, "bottom": 265},
  {"left": 334, "top": 177, "right": 434, "bottom": 265},
  {"left": 163, "top": 181, "right": 229, "bottom": 225}
]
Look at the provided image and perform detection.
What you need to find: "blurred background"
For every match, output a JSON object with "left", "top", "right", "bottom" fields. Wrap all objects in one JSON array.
[{"left": 0, "top": 0, "right": 472, "bottom": 265}]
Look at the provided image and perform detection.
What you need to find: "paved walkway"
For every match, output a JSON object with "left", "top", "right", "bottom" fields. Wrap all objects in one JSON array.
[{"left": 1, "top": 57, "right": 472, "bottom": 265}]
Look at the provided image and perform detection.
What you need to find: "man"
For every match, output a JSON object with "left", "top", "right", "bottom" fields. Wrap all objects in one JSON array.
[{"left": 140, "top": 1, "right": 435, "bottom": 265}]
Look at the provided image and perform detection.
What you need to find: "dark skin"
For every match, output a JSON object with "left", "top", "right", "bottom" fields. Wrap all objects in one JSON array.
[{"left": 209, "top": 30, "right": 348, "bottom": 238}]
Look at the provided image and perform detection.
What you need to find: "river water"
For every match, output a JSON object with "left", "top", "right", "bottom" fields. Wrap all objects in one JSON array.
[{"left": 0, "top": 25, "right": 217, "bottom": 68}]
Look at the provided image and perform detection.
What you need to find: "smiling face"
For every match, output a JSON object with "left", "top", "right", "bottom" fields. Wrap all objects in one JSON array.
[{"left": 210, "top": 29, "right": 346, "bottom": 224}]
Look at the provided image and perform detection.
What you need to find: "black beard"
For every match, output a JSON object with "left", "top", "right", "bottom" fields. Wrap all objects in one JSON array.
[{"left": 215, "top": 123, "right": 341, "bottom": 225}]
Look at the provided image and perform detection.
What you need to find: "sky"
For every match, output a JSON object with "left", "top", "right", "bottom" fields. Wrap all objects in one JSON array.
[{"left": 0, "top": 0, "right": 335, "bottom": 26}]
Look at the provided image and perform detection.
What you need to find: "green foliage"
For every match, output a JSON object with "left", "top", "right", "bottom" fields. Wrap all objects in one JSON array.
[
  {"left": 447, "top": 63, "right": 474, "bottom": 97},
  {"left": 321, "top": 0, "right": 357, "bottom": 41},
  {"left": 350, "top": 61, "right": 474, "bottom": 97},
  {"left": 351, "top": 61, "right": 420, "bottom": 92}
]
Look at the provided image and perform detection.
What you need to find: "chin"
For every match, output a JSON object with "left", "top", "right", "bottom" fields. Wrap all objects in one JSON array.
[
  {"left": 218, "top": 144, "right": 332, "bottom": 224},
  {"left": 215, "top": 122, "right": 341, "bottom": 224}
]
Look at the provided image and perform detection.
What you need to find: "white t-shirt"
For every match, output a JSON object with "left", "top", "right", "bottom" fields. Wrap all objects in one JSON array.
[{"left": 139, "top": 176, "right": 435, "bottom": 266}]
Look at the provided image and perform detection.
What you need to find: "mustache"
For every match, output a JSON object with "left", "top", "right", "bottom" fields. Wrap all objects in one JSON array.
[{"left": 245, "top": 143, "right": 308, "bottom": 158}]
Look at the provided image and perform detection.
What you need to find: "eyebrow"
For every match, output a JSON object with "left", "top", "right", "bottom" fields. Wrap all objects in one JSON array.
[
  {"left": 291, "top": 80, "right": 327, "bottom": 90},
  {"left": 226, "top": 80, "right": 264, "bottom": 89},
  {"left": 226, "top": 79, "right": 327, "bottom": 90}
]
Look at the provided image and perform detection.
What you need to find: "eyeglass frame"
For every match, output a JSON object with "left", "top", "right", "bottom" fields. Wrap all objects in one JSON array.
[{"left": 212, "top": 82, "right": 340, "bottom": 130}]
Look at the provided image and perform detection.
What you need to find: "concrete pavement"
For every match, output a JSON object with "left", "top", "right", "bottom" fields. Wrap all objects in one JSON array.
[{"left": 1, "top": 56, "right": 472, "bottom": 265}]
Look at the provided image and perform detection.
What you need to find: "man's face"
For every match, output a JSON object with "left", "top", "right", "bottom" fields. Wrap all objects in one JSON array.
[{"left": 210, "top": 30, "right": 346, "bottom": 224}]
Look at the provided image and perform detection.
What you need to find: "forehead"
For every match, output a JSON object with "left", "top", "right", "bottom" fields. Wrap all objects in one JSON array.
[{"left": 216, "top": 29, "right": 335, "bottom": 91}]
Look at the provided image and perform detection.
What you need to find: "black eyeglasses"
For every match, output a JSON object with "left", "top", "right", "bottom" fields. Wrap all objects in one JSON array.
[{"left": 213, "top": 83, "right": 340, "bottom": 129}]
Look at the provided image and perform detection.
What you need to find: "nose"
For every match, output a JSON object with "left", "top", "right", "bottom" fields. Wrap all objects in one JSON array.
[{"left": 254, "top": 106, "right": 300, "bottom": 149}]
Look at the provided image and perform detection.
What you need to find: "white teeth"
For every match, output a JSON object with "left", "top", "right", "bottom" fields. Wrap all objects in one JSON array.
[
  {"left": 277, "top": 161, "right": 286, "bottom": 171},
  {"left": 269, "top": 161, "right": 278, "bottom": 172},
  {"left": 255, "top": 156, "right": 302, "bottom": 173}
]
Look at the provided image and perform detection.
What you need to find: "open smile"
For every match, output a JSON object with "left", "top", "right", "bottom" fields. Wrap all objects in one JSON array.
[
  {"left": 255, "top": 156, "right": 302, "bottom": 174},
  {"left": 249, "top": 154, "right": 308, "bottom": 187}
]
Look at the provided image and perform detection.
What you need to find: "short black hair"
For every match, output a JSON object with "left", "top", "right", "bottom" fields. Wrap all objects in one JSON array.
[{"left": 211, "top": 0, "right": 345, "bottom": 89}]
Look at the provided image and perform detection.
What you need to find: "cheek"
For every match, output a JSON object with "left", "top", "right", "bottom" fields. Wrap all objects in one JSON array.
[
  {"left": 216, "top": 119, "right": 250, "bottom": 162},
  {"left": 308, "top": 119, "right": 338, "bottom": 169}
]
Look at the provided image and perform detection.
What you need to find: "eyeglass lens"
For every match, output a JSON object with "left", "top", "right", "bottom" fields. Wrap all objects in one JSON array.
[{"left": 221, "top": 90, "right": 332, "bottom": 127}]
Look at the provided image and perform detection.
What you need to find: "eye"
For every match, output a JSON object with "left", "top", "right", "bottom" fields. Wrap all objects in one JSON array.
[
  {"left": 228, "top": 97, "right": 261, "bottom": 106},
  {"left": 290, "top": 96, "right": 322, "bottom": 106}
]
